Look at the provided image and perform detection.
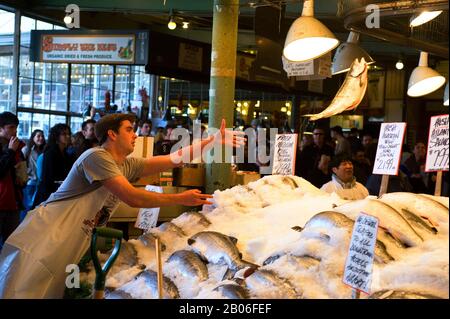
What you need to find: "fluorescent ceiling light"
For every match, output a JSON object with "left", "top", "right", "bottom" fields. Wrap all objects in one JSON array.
[
  {"left": 410, "top": 11, "right": 443, "bottom": 27},
  {"left": 332, "top": 31, "right": 374, "bottom": 75},
  {"left": 407, "top": 52, "right": 445, "bottom": 97},
  {"left": 283, "top": 0, "right": 339, "bottom": 62}
]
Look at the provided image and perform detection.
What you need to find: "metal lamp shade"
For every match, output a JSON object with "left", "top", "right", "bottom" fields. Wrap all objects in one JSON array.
[
  {"left": 283, "top": 16, "right": 339, "bottom": 62},
  {"left": 407, "top": 52, "right": 445, "bottom": 97},
  {"left": 332, "top": 33, "right": 374, "bottom": 75}
]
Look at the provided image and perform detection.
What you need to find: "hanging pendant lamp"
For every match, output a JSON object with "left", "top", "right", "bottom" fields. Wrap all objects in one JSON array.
[
  {"left": 407, "top": 52, "right": 445, "bottom": 97},
  {"left": 332, "top": 31, "right": 375, "bottom": 75},
  {"left": 283, "top": 0, "right": 339, "bottom": 62}
]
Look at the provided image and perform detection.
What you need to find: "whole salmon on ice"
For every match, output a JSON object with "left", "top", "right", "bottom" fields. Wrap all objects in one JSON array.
[{"left": 305, "top": 57, "right": 368, "bottom": 121}]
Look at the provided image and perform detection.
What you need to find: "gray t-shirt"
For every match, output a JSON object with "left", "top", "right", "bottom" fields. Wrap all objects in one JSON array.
[{"left": 45, "top": 147, "right": 145, "bottom": 204}]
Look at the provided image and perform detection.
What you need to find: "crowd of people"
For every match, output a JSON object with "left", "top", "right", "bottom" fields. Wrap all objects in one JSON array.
[
  {"left": 1, "top": 110, "right": 448, "bottom": 251},
  {"left": 295, "top": 125, "right": 448, "bottom": 200}
]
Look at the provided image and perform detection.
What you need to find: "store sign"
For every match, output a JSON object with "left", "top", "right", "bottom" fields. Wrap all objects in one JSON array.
[
  {"left": 343, "top": 213, "right": 378, "bottom": 295},
  {"left": 135, "top": 185, "right": 163, "bottom": 232},
  {"left": 373, "top": 122, "right": 406, "bottom": 175},
  {"left": 30, "top": 30, "right": 149, "bottom": 65},
  {"left": 282, "top": 53, "right": 332, "bottom": 80},
  {"left": 272, "top": 134, "right": 298, "bottom": 175},
  {"left": 178, "top": 42, "right": 203, "bottom": 72},
  {"left": 282, "top": 56, "right": 314, "bottom": 76},
  {"left": 426, "top": 114, "right": 449, "bottom": 172}
]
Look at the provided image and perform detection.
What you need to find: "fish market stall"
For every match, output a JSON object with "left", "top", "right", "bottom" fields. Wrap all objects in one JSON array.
[{"left": 79, "top": 175, "right": 449, "bottom": 299}]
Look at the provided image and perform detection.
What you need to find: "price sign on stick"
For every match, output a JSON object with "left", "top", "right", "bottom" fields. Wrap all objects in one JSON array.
[
  {"left": 135, "top": 185, "right": 163, "bottom": 232},
  {"left": 426, "top": 115, "right": 449, "bottom": 171},
  {"left": 425, "top": 114, "right": 449, "bottom": 196},
  {"left": 373, "top": 123, "right": 406, "bottom": 175},
  {"left": 272, "top": 134, "right": 298, "bottom": 175},
  {"left": 373, "top": 123, "right": 406, "bottom": 196},
  {"left": 343, "top": 213, "right": 379, "bottom": 298}
]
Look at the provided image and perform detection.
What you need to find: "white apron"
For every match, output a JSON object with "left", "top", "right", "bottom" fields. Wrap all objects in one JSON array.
[{"left": 0, "top": 186, "right": 117, "bottom": 299}]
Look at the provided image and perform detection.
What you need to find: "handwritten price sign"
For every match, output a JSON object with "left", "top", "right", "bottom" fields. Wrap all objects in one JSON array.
[
  {"left": 343, "top": 213, "right": 379, "bottom": 295},
  {"left": 426, "top": 114, "right": 449, "bottom": 172},
  {"left": 272, "top": 134, "right": 298, "bottom": 175},
  {"left": 135, "top": 185, "right": 163, "bottom": 232},
  {"left": 373, "top": 123, "right": 406, "bottom": 175}
]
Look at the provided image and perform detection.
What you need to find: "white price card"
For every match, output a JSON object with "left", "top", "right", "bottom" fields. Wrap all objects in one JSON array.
[
  {"left": 373, "top": 122, "right": 406, "bottom": 175},
  {"left": 135, "top": 185, "right": 163, "bottom": 232},
  {"left": 272, "top": 134, "right": 298, "bottom": 175},
  {"left": 426, "top": 114, "right": 449, "bottom": 172},
  {"left": 343, "top": 213, "right": 379, "bottom": 295}
]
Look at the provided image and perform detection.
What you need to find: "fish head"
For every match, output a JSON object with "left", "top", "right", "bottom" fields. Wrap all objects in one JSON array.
[{"left": 349, "top": 58, "right": 367, "bottom": 77}]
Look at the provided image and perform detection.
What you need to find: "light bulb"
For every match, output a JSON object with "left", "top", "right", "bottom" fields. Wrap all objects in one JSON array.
[
  {"left": 281, "top": 106, "right": 287, "bottom": 113},
  {"left": 396, "top": 60, "right": 404, "bottom": 70},
  {"left": 287, "top": 110, "right": 291, "bottom": 116},
  {"left": 182, "top": 22, "right": 189, "bottom": 29},
  {"left": 168, "top": 18, "right": 177, "bottom": 30},
  {"left": 64, "top": 15, "right": 72, "bottom": 25}
]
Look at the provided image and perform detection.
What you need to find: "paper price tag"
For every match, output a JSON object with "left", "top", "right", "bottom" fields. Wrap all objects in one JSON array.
[
  {"left": 272, "top": 134, "right": 298, "bottom": 175},
  {"left": 373, "top": 122, "right": 406, "bottom": 175},
  {"left": 343, "top": 213, "right": 379, "bottom": 295},
  {"left": 135, "top": 185, "right": 163, "bottom": 232},
  {"left": 425, "top": 114, "right": 449, "bottom": 172}
]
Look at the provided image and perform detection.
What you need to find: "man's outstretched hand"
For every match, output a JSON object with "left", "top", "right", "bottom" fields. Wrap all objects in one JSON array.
[
  {"left": 212, "top": 119, "right": 246, "bottom": 148},
  {"left": 179, "top": 189, "right": 214, "bottom": 206}
]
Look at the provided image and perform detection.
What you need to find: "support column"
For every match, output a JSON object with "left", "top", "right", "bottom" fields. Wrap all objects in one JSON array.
[
  {"left": 206, "top": 0, "right": 239, "bottom": 194},
  {"left": 11, "top": 9, "right": 21, "bottom": 114}
]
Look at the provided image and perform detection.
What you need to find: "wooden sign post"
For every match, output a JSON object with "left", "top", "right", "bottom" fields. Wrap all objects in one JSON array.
[
  {"left": 373, "top": 123, "right": 407, "bottom": 197},
  {"left": 425, "top": 115, "right": 449, "bottom": 196},
  {"left": 272, "top": 134, "right": 298, "bottom": 175},
  {"left": 155, "top": 237, "right": 163, "bottom": 299},
  {"left": 343, "top": 213, "right": 379, "bottom": 299}
]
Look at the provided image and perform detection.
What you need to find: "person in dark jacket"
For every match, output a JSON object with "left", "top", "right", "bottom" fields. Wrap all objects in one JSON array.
[
  {"left": 295, "top": 127, "right": 334, "bottom": 188},
  {"left": 0, "top": 112, "right": 26, "bottom": 249},
  {"left": 33, "top": 124, "right": 74, "bottom": 208}
]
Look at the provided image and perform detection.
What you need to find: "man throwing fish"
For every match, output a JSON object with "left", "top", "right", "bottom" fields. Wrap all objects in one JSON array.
[
  {"left": 321, "top": 154, "right": 369, "bottom": 200},
  {"left": 0, "top": 113, "right": 244, "bottom": 299}
]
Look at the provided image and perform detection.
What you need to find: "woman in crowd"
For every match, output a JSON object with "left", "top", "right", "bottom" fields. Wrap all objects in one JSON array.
[
  {"left": 33, "top": 124, "right": 74, "bottom": 207},
  {"left": 20, "top": 129, "right": 46, "bottom": 219}
]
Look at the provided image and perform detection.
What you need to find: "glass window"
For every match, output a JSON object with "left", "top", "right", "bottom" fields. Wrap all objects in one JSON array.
[
  {"left": 19, "top": 47, "right": 33, "bottom": 78},
  {"left": 18, "top": 77, "right": 33, "bottom": 108},
  {"left": 36, "top": 20, "right": 53, "bottom": 30},
  {"left": 33, "top": 80, "right": 51, "bottom": 110},
  {"left": 52, "top": 64, "right": 68, "bottom": 83},
  {"left": 51, "top": 83, "right": 67, "bottom": 111},
  {"left": 20, "top": 16, "right": 35, "bottom": 46},
  {"left": 17, "top": 112, "right": 32, "bottom": 140},
  {"left": 50, "top": 114, "right": 66, "bottom": 128},
  {"left": 0, "top": 9, "right": 15, "bottom": 113},
  {"left": 31, "top": 113, "right": 50, "bottom": 137},
  {"left": 70, "top": 116, "right": 83, "bottom": 133}
]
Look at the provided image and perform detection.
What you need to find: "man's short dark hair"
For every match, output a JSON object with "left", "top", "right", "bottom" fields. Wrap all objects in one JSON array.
[
  {"left": 0, "top": 112, "right": 19, "bottom": 128},
  {"left": 331, "top": 125, "right": 343, "bottom": 136},
  {"left": 82, "top": 119, "right": 96, "bottom": 131},
  {"left": 95, "top": 113, "right": 136, "bottom": 145},
  {"left": 329, "top": 154, "right": 352, "bottom": 170}
]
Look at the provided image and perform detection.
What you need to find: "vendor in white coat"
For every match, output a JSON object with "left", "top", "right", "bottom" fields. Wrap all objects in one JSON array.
[
  {"left": 0, "top": 113, "right": 244, "bottom": 299},
  {"left": 321, "top": 155, "right": 369, "bottom": 200}
]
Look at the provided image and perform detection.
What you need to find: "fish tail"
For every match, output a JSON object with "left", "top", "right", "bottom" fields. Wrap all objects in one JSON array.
[{"left": 304, "top": 114, "right": 320, "bottom": 121}]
